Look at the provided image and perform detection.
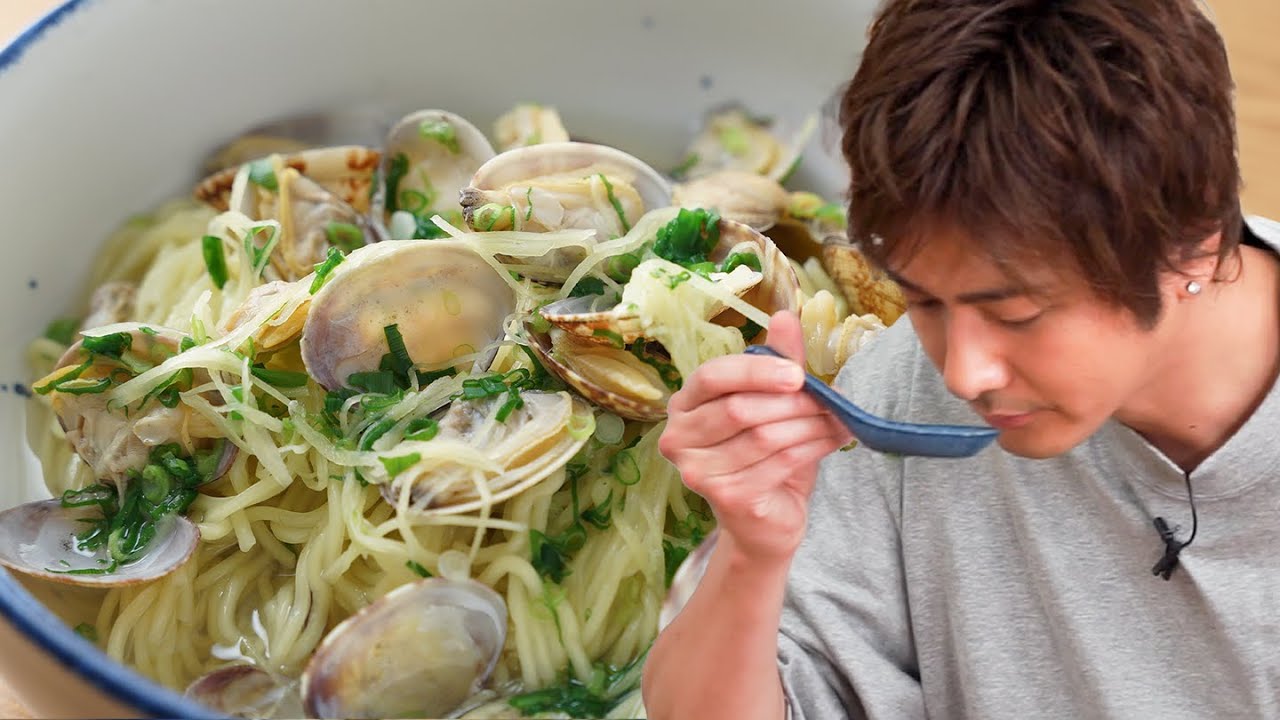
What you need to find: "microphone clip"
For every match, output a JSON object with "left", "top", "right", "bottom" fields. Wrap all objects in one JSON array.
[{"left": 1151, "top": 516, "right": 1186, "bottom": 581}]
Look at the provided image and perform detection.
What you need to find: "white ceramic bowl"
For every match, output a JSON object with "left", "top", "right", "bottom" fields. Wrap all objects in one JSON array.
[{"left": 0, "top": 0, "right": 876, "bottom": 716}]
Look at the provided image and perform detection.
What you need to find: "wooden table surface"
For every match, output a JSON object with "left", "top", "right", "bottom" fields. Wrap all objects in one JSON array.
[{"left": 0, "top": 0, "right": 1277, "bottom": 717}]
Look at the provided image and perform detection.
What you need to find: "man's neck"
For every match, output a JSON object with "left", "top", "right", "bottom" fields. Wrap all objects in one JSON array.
[{"left": 1117, "top": 246, "right": 1280, "bottom": 472}]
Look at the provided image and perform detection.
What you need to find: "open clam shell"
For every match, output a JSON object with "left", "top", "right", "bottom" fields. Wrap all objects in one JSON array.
[
  {"left": 381, "top": 390, "right": 594, "bottom": 515},
  {"left": 300, "top": 240, "right": 517, "bottom": 391},
  {"left": 460, "top": 141, "right": 672, "bottom": 238},
  {"left": 195, "top": 145, "right": 381, "bottom": 215},
  {"left": 671, "top": 170, "right": 789, "bottom": 231},
  {"left": 677, "top": 106, "right": 817, "bottom": 183},
  {"left": 377, "top": 109, "right": 496, "bottom": 232},
  {"left": 493, "top": 103, "right": 571, "bottom": 151},
  {"left": 40, "top": 323, "right": 232, "bottom": 488},
  {"left": 301, "top": 577, "right": 508, "bottom": 720},
  {"left": 184, "top": 665, "right": 305, "bottom": 719},
  {"left": 538, "top": 217, "right": 785, "bottom": 346},
  {"left": 0, "top": 499, "right": 199, "bottom": 587},
  {"left": 524, "top": 326, "right": 673, "bottom": 423}
]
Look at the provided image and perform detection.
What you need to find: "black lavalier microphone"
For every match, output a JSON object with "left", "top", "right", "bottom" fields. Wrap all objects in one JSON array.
[{"left": 1151, "top": 471, "right": 1198, "bottom": 581}]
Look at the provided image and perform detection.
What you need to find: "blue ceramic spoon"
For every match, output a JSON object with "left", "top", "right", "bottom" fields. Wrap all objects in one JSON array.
[{"left": 743, "top": 345, "right": 998, "bottom": 458}]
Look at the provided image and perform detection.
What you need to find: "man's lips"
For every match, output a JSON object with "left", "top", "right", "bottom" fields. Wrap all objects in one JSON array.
[{"left": 981, "top": 411, "right": 1036, "bottom": 430}]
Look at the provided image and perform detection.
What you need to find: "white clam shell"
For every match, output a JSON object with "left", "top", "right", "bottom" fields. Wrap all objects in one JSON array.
[{"left": 0, "top": 499, "right": 199, "bottom": 588}]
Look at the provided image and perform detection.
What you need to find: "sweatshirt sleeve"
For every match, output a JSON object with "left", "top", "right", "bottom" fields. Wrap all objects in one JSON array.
[{"left": 777, "top": 322, "right": 927, "bottom": 720}]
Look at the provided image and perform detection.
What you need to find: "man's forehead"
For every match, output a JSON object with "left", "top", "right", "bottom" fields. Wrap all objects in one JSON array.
[{"left": 882, "top": 233, "right": 1079, "bottom": 300}]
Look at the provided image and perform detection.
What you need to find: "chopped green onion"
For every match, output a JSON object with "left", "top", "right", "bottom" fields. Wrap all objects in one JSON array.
[
  {"left": 524, "top": 186, "right": 535, "bottom": 221},
  {"left": 593, "top": 412, "right": 625, "bottom": 445},
  {"left": 592, "top": 329, "right": 625, "bottom": 349},
  {"left": 719, "top": 252, "right": 762, "bottom": 273},
  {"left": 581, "top": 491, "right": 613, "bottom": 531},
  {"left": 324, "top": 222, "right": 364, "bottom": 253},
  {"left": 382, "top": 324, "right": 414, "bottom": 377},
  {"left": 34, "top": 359, "right": 91, "bottom": 395},
  {"left": 309, "top": 247, "right": 346, "bottom": 294},
  {"left": 528, "top": 312, "right": 552, "bottom": 335},
  {"left": 418, "top": 118, "right": 460, "bottom": 154},
  {"left": 609, "top": 448, "right": 641, "bottom": 486},
  {"left": 247, "top": 158, "right": 278, "bottom": 190},
  {"left": 379, "top": 452, "right": 421, "bottom": 479},
  {"left": 73, "top": 623, "right": 98, "bottom": 642},
  {"left": 669, "top": 152, "right": 700, "bottom": 180},
  {"left": 44, "top": 317, "right": 80, "bottom": 345},
  {"left": 385, "top": 153, "right": 410, "bottom": 214},
  {"left": 654, "top": 208, "right": 721, "bottom": 267},
  {"left": 348, "top": 370, "right": 400, "bottom": 395},
  {"left": 140, "top": 465, "right": 171, "bottom": 505},
  {"left": 717, "top": 125, "right": 751, "bottom": 157},
  {"left": 54, "top": 377, "right": 113, "bottom": 395},
  {"left": 202, "top": 235, "right": 229, "bottom": 289},
  {"left": 406, "top": 560, "right": 433, "bottom": 578},
  {"left": 250, "top": 366, "right": 310, "bottom": 388},
  {"left": 568, "top": 276, "right": 608, "bottom": 298},
  {"left": 604, "top": 252, "right": 642, "bottom": 283},
  {"left": 739, "top": 320, "right": 764, "bottom": 343},
  {"left": 597, "top": 173, "right": 631, "bottom": 233},
  {"left": 82, "top": 332, "right": 132, "bottom": 358},
  {"left": 405, "top": 417, "right": 440, "bottom": 442},
  {"left": 399, "top": 189, "right": 430, "bottom": 215},
  {"left": 530, "top": 529, "right": 573, "bottom": 584},
  {"left": 359, "top": 416, "right": 398, "bottom": 451}
]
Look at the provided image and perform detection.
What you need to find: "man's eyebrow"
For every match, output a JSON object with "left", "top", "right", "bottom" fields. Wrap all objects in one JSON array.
[{"left": 884, "top": 269, "right": 1029, "bottom": 304}]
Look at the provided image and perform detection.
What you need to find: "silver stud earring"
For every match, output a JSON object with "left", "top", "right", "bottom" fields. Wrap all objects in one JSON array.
[{"left": 1186, "top": 280, "right": 1203, "bottom": 295}]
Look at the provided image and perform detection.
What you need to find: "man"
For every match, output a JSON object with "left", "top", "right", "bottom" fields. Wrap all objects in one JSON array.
[{"left": 641, "top": 1, "right": 1280, "bottom": 718}]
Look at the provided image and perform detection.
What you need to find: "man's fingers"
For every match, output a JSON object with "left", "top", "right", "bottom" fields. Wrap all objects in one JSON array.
[
  {"left": 667, "top": 354, "right": 805, "bottom": 414},
  {"left": 763, "top": 310, "right": 807, "bottom": 365},
  {"left": 669, "top": 391, "right": 838, "bottom": 449},
  {"left": 675, "top": 415, "right": 848, "bottom": 478},
  {"left": 682, "top": 435, "right": 850, "bottom": 514}
]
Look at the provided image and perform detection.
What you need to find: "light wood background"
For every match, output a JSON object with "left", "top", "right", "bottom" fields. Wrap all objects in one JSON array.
[{"left": 0, "top": 0, "right": 1276, "bottom": 716}]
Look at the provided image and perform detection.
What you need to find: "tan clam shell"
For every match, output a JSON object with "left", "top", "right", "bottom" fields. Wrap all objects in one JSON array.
[
  {"left": 524, "top": 326, "right": 672, "bottom": 422},
  {"left": 38, "top": 324, "right": 231, "bottom": 488},
  {"left": 220, "top": 281, "right": 311, "bottom": 353},
  {"left": 270, "top": 168, "right": 376, "bottom": 281},
  {"left": 540, "top": 218, "right": 791, "bottom": 346},
  {"left": 301, "top": 577, "right": 507, "bottom": 719},
  {"left": 377, "top": 109, "right": 496, "bottom": 227},
  {"left": 194, "top": 145, "right": 381, "bottom": 215},
  {"left": 821, "top": 239, "right": 907, "bottom": 326},
  {"left": 671, "top": 170, "right": 789, "bottom": 231},
  {"left": 460, "top": 141, "right": 672, "bottom": 235},
  {"left": 379, "top": 390, "right": 594, "bottom": 515},
  {"left": 300, "top": 240, "right": 516, "bottom": 391}
]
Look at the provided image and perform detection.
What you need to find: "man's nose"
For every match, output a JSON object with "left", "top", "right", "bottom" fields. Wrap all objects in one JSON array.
[{"left": 941, "top": 315, "right": 1009, "bottom": 402}]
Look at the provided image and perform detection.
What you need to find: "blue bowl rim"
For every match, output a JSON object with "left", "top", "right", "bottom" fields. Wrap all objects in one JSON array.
[{"left": 0, "top": 1, "right": 227, "bottom": 717}]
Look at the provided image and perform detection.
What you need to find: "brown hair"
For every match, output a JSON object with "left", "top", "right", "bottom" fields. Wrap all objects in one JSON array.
[{"left": 839, "top": 0, "right": 1242, "bottom": 327}]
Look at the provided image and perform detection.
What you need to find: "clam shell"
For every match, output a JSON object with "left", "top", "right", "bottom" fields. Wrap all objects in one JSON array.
[
  {"left": 0, "top": 499, "right": 199, "bottom": 587},
  {"left": 671, "top": 170, "right": 789, "bottom": 231},
  {"left": 184, "top": 665, "right": 304, "bottom": 719},
  {"left": 41, "top": 324, "right": 232, "bottom": 488},
  {"left": 539, "top": 218, "right": 781, "bottom": 346},
  {"left": 493, "top": 103, "right": 571, "bottom": 151},
  {"left": 460, "top": 141, "right": 672, "bottom": 237},
  {"left": 301, "top": 578, "right": 507, "bottom": 720},
  {"left": 525, "top": 326, "right": 672, "bottom": 422},
  {"left": 377, "top": 109, "right": 496, "bottom": 226},
  {"left": 820, "top": 239, "right": 907, "bottom": 325},
  {"left": 381, "top": 390, "right": 593, "bottom": 514},
  {"left": 300, "top": 240, "right": 516, "bottom": 391},
  {"left": 195, "top": 145, "right": 381, "bottom": 214}
]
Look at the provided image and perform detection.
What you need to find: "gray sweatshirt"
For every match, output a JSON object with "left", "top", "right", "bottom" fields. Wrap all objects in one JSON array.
[{"left": 778, "top": 217, "right": 1280, "bottom": 719}]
